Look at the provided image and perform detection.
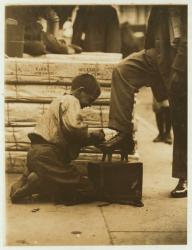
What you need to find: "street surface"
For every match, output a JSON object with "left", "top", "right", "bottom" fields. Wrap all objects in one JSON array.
[{"left": 5, "top": 87, "right": 187, "bottom": 246}]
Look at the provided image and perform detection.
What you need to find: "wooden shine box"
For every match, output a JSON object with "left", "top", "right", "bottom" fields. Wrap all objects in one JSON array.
[{"left": 88, "top": 161, "right": 143, "bottom": 207}]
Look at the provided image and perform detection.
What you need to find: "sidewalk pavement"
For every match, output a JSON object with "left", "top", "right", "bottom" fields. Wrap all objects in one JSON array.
[{"left": 4, "top": 88, "right": 187, "bottom": 246}]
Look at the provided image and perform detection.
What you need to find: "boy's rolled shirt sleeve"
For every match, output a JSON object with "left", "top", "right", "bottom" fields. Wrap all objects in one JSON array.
[{"left": 61, "top": 96, "right": 88, "bottom": 139}]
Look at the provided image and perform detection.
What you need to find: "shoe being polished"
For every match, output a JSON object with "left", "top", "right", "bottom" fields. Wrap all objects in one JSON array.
[
  {"left": 171, "top": 179, "right": 187, "bottom": 198},
  {"left": 98, "top": 132, "right": 135, "bottom": 161}
]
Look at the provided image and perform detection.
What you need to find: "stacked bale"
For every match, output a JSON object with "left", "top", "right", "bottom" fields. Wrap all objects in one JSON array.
[{"left": 5, "top": 53, "right": 139, "bottom": 173}]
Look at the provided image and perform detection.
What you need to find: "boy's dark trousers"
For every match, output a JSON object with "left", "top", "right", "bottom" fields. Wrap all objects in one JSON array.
[{"left": 11, "top": 143, "right": 97, "bottom": 203}]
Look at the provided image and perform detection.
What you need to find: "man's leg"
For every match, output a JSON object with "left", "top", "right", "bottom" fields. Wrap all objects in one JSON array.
[
  {"left": 101, "top": 49, "right": 167, "bottom": 153},
  {"left": 169, "top": 74, "right": 187, "bottom": 197}
]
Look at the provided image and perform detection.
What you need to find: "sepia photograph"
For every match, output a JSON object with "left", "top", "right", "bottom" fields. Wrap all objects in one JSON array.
[{"left": 1, "top": 0, "right": 189, "bottom": 247}]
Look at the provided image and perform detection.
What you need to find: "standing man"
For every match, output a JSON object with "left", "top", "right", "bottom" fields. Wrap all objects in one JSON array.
[{"left": 100, "top": 6, "right": 187, "bottom": 197}]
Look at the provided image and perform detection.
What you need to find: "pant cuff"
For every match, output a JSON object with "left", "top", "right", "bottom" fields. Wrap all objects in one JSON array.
[{"left": 108, "top": 120, "right": 133, "bottom": 134}]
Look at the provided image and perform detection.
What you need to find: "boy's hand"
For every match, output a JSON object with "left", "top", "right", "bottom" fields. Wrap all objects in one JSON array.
[{"left": 89, "top": 129, "right": 105, "bottom": 146}]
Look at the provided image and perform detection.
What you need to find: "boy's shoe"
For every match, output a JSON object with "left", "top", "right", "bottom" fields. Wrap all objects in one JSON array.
[
  {"left": 10, "top": 183, "right": 31, "bottom": 203},
  {"left": 153, "top": 134, "right": 164, "bottom": 143},
  {"left": 10, "top": 172, "right": 40, "bottom": 203},
  {"left": 10, "top": 175, "right": 28, "bottom": 198},
  {"left": 163, "top": 133, "right": 172, "bottom": 144},
  {"left": 171, "top": 179, "right": 187, "bottom": 198}
]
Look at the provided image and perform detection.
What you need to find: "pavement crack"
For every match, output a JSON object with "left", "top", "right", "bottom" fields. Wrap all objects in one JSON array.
[{"left": 99, "top": 207, "right": 114, "bottom": 245}]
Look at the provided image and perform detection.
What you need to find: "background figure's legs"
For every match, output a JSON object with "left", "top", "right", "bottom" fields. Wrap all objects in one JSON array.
[
  {"left": 153, "top": 109, "right": 164, "bottom": 142},
  {"left": 163, "top": 107, "right": 172, "bottom": 144}
]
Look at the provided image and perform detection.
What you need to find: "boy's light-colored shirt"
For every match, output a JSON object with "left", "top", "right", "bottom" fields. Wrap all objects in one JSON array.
[{"left": 33, "top": 94, "right": 88, "bottom": 147}]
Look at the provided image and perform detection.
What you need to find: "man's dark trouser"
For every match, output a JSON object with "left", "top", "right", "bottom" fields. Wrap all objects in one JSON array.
[{"left": 109, "top": 48, "right": 187, "bottom": 179}]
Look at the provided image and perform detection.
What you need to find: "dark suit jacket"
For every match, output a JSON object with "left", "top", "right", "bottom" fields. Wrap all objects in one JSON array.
[
  {"left": 145, "top": 6, "right": 187, "bottom": 79},
  {"left": 143, "top": 5, "right": 187, "bottom": 103}
]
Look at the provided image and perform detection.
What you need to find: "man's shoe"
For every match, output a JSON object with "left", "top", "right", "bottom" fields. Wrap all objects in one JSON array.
[
  {"left": 171, "top": 179, "right": 187, "bottom": 198},
  {"left": 153, "top": 134, "right": 164, "bottom": 143},
  {"left": 99, "top": 133, "right": 125, "bottom": 149},
  {"left": 99, "top": 132, "right": 135, "bottom": 161},
  {"left": 163, "top": 133, "right": 172, "bottom": 145}
]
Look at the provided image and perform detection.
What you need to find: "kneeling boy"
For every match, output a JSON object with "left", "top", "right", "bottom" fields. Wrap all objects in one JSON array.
[{"left": 10, "top": 73, "right": 105, "bottom": 204}]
